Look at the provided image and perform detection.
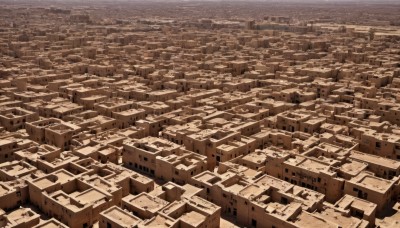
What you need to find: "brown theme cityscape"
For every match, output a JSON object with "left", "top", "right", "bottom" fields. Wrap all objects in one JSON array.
[{"left": 0, "top": 0, "right": 400, "bottom": 227}]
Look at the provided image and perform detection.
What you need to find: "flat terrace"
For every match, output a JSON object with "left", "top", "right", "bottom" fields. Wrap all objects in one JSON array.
[
  {"left": 339, "top": 160, "right": 368, "bottom": 177},
  {"left": 101, "top": 206, "right": 142, "bottom": 227},
  {"left": 3, "top": 208, "right": 40, "bottom": 227},
  {"left": 193, "top": 171, "right": 221, "bottom": 185},
  {"left": 0, "top": 161, "right": 36, "bottom": 177},
  {"left": 241, "top": 152, "right": 268, "bottom": 164},
  {"left": 140, "top": 214, "right": 176, "bottom": 227},
  {"left": 350, "top": 150, "right": 400, "bottom": 170},
  {"left": 31, "top": 169, "right": 75, "bottom": 189},
  {"left": 125, "top": 193, "right": 169, "bottom": 214},
  {"left": 34, "top": 221, "right": 67, "bottom": 228},
  {"left": 238, "top": 184, "right": 266, "bottom": 199},
  {"left": 73, "top": 188, "right": 109, "bottom": 207},
  {"left": 351, "top": 173, "right": 395, "bottom": 194},
  {"left": 86, "top": 177, "right": 118, "bottom": 193},
  {"left": 335, "top": 195, "right": 377, "bottom": 217},
  {"left": 295, "top": 209, "right": 365, "bottom": 228}
]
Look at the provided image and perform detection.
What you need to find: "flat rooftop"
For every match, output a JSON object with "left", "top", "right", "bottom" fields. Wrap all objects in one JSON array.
[
  {"left": 102, "top": 206, "right": 142, "bottom": 227},
  {"left": 126, "top": 193, "right": 169, "bottom": 213}
]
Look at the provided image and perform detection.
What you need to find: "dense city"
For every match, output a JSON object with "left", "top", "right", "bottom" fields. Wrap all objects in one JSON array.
[{"left": 0, "top": 0, "right": 400, "bottom": 227}]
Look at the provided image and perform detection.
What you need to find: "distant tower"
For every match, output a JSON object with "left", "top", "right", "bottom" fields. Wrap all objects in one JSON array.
[
  {"left": 245, "top": 20, "right": 255, "bottom": 30},
  {"left": 369, "top": 28, "right": 376, "bottom": 41}
]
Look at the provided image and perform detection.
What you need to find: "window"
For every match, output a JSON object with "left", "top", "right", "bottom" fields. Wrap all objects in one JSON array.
[
  {"left": 251, "top": 219, "right": 257, "bottom": 228},
  {"left": 362, "top": 192, "right": 368, "bottom": 199},
  {"left": 281, "top": 197, "right": 288, "bottom": 205},
  {"left": 353, "top": 210, "right": 364, "bottom": 219}
]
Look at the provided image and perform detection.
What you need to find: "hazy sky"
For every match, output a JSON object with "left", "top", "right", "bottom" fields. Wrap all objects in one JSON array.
[
  {"left": 79, "top": 0, "right": 394, "bottom": 1},
  {"left": 1, "top": 0, "right": 399, "bottom": 5}
]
